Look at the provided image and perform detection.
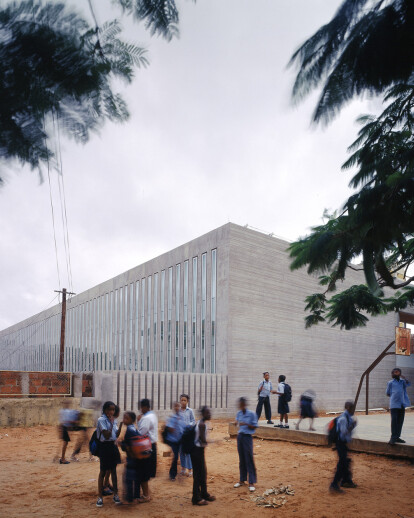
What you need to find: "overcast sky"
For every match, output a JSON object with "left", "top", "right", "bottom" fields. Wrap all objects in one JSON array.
[{"left": 0, "top": 0, "right": 382, "bottom": 330}]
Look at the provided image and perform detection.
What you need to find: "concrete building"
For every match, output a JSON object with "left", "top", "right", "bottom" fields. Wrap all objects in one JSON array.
[{"left": 1, "top": 223, "right": 413, "bottom": 415}]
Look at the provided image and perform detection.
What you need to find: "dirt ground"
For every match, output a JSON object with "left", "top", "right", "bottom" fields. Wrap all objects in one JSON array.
[{"left": 0, "top": 419, "right": 413, "bottom": 518}]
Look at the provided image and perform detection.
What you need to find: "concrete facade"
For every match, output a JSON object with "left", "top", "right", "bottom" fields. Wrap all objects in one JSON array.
[{"left": 1, "top": 223, "right": 413, "bottom": 415}]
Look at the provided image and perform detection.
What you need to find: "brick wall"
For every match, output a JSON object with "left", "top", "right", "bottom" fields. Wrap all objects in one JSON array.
[
  {"left": 82, "top": 373, "right": 93, "bottom": 397},
  {"left": 0, "top": 371, "right": 71, "bottom": 397}
]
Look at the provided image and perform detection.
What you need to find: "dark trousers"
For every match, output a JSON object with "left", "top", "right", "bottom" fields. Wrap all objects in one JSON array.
[
  {"left": 166, "top": 441, "right": 180, "bottom": 479},
  {"left": 237, "top": 433, "right": 257, "bottom": 484},
  {"left": 390, "top": 407, "right": 405, "bottom": 440},
  {"left": 332, "top": 440, "right": 352, "bottom": 487},
  {"left": 124, "top": 459, "right": 140, "bottom": 502},
  {"left": 256, "top": 396, "right": 271, "bottom": 421},
  {"left": 149, "top": 442, "right": 157, "bottom": 478},
  {"left": 190, "top": 446, "right": 210, "bottom": 504}
]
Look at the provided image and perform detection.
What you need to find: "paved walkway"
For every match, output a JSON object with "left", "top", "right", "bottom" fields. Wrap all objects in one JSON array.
[{"left": 258, "top": 411, "right": 414, "bottom": 445}]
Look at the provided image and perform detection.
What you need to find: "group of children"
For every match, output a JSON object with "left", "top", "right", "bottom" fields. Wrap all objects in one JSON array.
[
  {"left": 256, "top": 372, "right": 316, "bottom": 430},
  {"left": 61, "top": 368, "right": 409, "bottom": 506}
]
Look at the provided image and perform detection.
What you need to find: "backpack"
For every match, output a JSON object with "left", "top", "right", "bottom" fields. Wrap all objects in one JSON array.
[
  {"left": 282, "top": 383, "right": 292, "bottom": 402},
  {"left": 181, "top": 424, "right": 197, "bottom": 454},
  {"left": 89, "top": 429, "right": 100, "bottom": 457},
  {"left": 327, "top": 417, "right": 339, "bottom": 445},
  {"left": 129, "top": 434, "right": 152, "bottom": 459}
]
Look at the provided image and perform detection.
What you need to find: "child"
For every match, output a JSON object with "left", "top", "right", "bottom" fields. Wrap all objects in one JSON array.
[
  {"left": 165, "top": 401, "right": 185, "bottom": 481},
  {"left": 120, "top": 411, "right": 140, "bottom": 504},
  {"left": 330, "top": 400, "right": 357, "bottom": 493},
  {"left": 71, "top": 408, "right": 94, "bottom": 461},
  {"left": 179, "top": 394, "right": 196, "bottom": 476},
  {"left": 138, "top": 398, "right": 158, "bottom": 479},
  {"left": 96, "top": 401, "right": 122, "bottom": 507},
  {"left": 233, "top": 397, "right": 258, "bottom": 492},
  {"left": 190, "top": 406, "right": 216, "bottom": 506},
  {"left": 102, "top": 404, "right": 120, "bottom": 495},
  {"left": 296, "top": 390, "right": 317, "bottom": 431},
  {"left": 275, "top": 375, "right": 290, "bottom": 429},
  {"left": 58, "top": 399, "right": 77, "bottom": 464}
]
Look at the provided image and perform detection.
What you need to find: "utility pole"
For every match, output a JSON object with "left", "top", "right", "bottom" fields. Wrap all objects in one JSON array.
[{"left": 55, "top": 288, "right": 75, "bottom": 372}]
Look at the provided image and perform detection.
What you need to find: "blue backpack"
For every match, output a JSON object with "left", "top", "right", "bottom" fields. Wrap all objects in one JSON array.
[{"left": 89, "top": 429, "right": 101, "bottom": 457}]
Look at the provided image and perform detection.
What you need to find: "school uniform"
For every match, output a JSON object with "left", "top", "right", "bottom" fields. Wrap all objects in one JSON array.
[
  {"left": 96, "top": 414, "right": 121, "bottom": 472},
  {"left": 256, "top": 379, "right": 273, "bottom": 421},
  {"left": 59, "top": 408, "right": 77, "bottom": 443},
  {"left": 190, "top": 419, "right": 212, "bottom": 504},
  {"left": 165, "top": 412, "right": 185, "bottom": 480},
  {"left": 180, "top": 407, "right": 196, "bottom": 470},
  {"left": 138, "top": 410, "right": 158, "bottom": 478},
  {"left": 386, "top": 377, "right": 411, "bottom": 443},
  {"left": 277, "top": 382, "right": 290, "bottom": 415},
  {"left": 236, "top": 409, "right": 257, "bottom": 485},
  {"left": 300, "top": 394, "right": 316, "bottom": 418},
  {"left": 331, "top": 410, "right": 356, "bottom": 489},
  {"left": 122, "top": 424, "right": 140, "bottom": 503}
]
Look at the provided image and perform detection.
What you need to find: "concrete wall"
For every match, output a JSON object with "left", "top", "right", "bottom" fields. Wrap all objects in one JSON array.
[
  {"left": 0, "top": 397, "right": 81, "bottom": 427},
  {"left": 225, "top": 224, "right": 402, "bottom": 415},
  {"left": 101, "top": 370, "right": 228, "bottom": 420}
]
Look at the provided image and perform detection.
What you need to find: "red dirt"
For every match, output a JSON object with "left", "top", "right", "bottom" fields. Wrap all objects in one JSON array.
[{"left": 0, "top": 419, "right": 412, "bottom": 517}]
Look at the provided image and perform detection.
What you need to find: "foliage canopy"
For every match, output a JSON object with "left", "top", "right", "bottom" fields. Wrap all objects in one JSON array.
[{"left": 289, "top": 0, "right": 414, "bottom": 329}]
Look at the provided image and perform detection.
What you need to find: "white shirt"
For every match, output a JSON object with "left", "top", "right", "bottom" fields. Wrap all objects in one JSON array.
[
  {"left": 138, "top": 410, "right": 158, "bottom": 444},
  {"left": 277, "top": 382, "right": 285, "bottom": 398}
]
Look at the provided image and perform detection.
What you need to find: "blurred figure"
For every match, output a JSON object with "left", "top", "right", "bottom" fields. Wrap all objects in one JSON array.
[
  {"left": 190, "top": 406, "right": 215, "bottom": 506},
  {"left": 233, "top": 397, "right": 258, "bottom": 492},
  {"left": 71, "top": 408, "right": 94, "bottom": 461},
  {"left": 58, "top": 399, "right": 77, "bottom": 464},
  {"left": 179, "top": 394, "right": 195, "bottom": 476},
  {"left": 330, "top": 401, "right": 357, "bottom": 493},
  {"left": 296, "top": 390, "right": 317, "bottom": 431},
  {"left": 386, "top": 368, "right": 411, "bottom": 445},
  {"left": 138, "top": 398, "right": 158, "bottom": 478},
  {"left": 165, "top": 401, "right": 185, "bottom": 481},
  {"left": 96, "top": 401, "right": 121, "bottom": 508}
]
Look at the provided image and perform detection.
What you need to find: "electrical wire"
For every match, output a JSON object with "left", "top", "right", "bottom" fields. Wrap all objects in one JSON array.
[
  {"left": 54, "top": 112, "right": 74, "bottom": 295},
  {"left": 44, "top": 130, "right": 61, "bottom": 289}
]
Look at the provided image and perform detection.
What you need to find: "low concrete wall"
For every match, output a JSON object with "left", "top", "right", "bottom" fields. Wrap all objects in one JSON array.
[
  {"left": 0, "top": 397, "right": 81, "bottom": 427},
  {"left": 228, "top": 423, "right": 414, "bottom": 460}
]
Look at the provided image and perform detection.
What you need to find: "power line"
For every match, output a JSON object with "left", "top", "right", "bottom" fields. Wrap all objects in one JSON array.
[
  {"left": 54, "top": 113, "right": 74, "bottom": 294},
  {"left": 44, "top": 129, "right": 61, "bottom": 289}
]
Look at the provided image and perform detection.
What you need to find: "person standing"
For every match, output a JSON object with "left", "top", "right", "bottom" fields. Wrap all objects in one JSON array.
[
  {"left": 96, "top": 401, "right": 122, "bottom": 507},
  {"left": 256, "top": 372, "right": 277, "bottom": 424},
  {"left": 275, "top": 375, "right": 290, "bottom": 428},
  {"left": 330, "top": 401, "right": 357, "bottom": 492},
  {"left": 234, "top": 397, "right": 258, "bottom": 492},
  {"left": 120, "top": 411, "right": 140, "bottom": 505},
  {"left": 138, "top": 398, "right": 158, "bottom": 478},
  {"left": 189, "top": 406, "right": 216, "bottom": 506},
  {"left": 165, "top": 401, "right": 185, "bottom": 481},
  {"left": 179, "top": 394, "right": 196, "bottom": 476},
  {"left": 386, "top": 368, "right": 411, "bottom": 445}
]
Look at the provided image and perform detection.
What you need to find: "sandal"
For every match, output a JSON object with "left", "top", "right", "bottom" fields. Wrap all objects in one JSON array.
[
  {"left": 193, "top": 500, "right": 208, "bottom": 506},
  {"left": 137, "top": 496, "right": 151, "bottom": 504}
]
